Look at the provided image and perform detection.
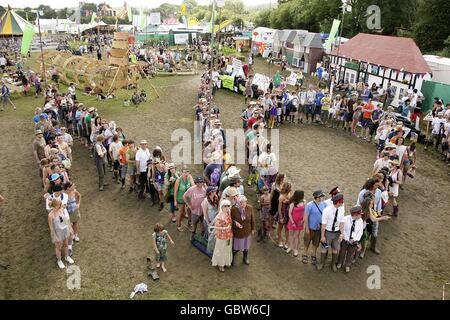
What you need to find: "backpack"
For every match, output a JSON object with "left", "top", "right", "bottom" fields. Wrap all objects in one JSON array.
[{"left": 210, "top": 167, "right": 221, "bottom": 186}]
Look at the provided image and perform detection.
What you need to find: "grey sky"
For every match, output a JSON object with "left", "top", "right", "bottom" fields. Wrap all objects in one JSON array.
[{"left": 7, "top": 0, "right": 273, "bottom": 9}]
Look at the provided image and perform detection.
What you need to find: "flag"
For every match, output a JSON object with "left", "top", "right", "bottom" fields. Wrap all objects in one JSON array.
[
  {"left": 127, "top": 4, "right": 132, "bottom": 22},
  {"left": 20, "top": 25, "right": 35, "bottom": 55},
  {"left": 325, "top": 19, "right": 341, "bottom": 50},
  {"left": 188, "top": 16, "right": 199, "bottom": 27},
  {"left": 115, "top": 16, "right": 118, "bottom": 29},
  {"left": 139, "top": 7, "right": 145, "bottom": 30},
  {"left": 91, "top": 12, "right": 97, "bottom": 24},
  {"left": 181, "top": 3, "right": 187, "bottom": 16}
]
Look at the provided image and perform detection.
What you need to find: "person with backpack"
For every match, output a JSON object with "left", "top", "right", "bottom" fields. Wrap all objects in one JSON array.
[{"left": 203, "top": 151, "right": 223, "bottom": 187}]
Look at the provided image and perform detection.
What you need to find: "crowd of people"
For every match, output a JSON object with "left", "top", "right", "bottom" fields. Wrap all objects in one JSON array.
[{"left": 1, "top": 34, "right": 445, "bottom": 276}]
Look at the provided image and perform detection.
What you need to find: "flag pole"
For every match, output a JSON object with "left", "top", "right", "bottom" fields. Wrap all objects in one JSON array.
[{"left": 36, "top": 11, "right": 47, "bottom": 84}]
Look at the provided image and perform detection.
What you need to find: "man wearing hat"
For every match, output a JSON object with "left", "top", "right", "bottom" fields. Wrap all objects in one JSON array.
[
  {"left": 183, "top": 176, "right": 207, "bottom": 240},
  {"left": 135, "top": 140, "right": 151, "bottom": 199},
  {"left": 317, "top": 193, "right": 345, "bottom": 272},
  {"left": 204, "top": 151, "right": 223, "bottom": 187},
  {"left": 303, "top": 190, "right": 327, "bottom": 265},
  {"left": 337, "top": 206, "right": 364, "bottom": 273},
  {"left": 372, "top": 151, "right": 391, "bottom": 176},
  {"left": 33, "top": 130, "right": 46, "bottom": 166},
  {"left": 219, "top": 166, "right": 242, "bottom": 195}
]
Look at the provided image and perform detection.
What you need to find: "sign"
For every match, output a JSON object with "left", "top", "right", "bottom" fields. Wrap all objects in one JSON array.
[
  {"left": 287, "top": 72, "right": 297, "bottom": 86},
  {"left": 174, "top": 33, "right": 189, "bottom": 45},
  {"left": 231, "top": 58, "right": 245, "bottom": 77},
  {"left": 217, "top": 0, "right": 225, "bottom": 8},
  {"left": 149, "top": 12, "right": 161, "bottom": 25},
  {"left": 220, "top": 75, "right": 235, "bottom": 91},
  {"left": 226, "top": 64, "right": 233, "bottom": 73},
  {"left": 252, "top": 73, "right": 271, "bottom": 92}
]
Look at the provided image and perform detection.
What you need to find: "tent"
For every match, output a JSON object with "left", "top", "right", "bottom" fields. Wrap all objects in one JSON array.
[{"left": 0, "top": 6, "right": 35, "bottom": 36}]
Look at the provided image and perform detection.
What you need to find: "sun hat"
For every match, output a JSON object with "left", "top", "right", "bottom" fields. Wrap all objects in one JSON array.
[
  {"left": 88, "top": 107, "right": 95, "bottom": 113},
  {"left": 35, "top": 130, "right": 43, "bottom": 135},
  {"left": 140, "top": 140, "right": 148, "bottom": 144},
  {"left": 167, "top": 163, "right": 175, "bottom": 169},
  {"left": 226, "top": 166, "right": 241, "bottom": 178},
  {"left": 50, "top": 173, "right": 61, "bottom": 182},
  {"left": 225, "top": 187, "right": 239, "bottom": 197}
]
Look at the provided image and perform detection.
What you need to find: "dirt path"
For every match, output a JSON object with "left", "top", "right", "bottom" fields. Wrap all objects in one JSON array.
[{"left": 0, "top": 72, "right": 449, "bottom": 300}]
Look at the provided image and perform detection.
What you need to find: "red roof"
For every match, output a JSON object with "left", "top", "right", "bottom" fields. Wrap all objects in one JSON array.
[{"left": 331, "top": 33, "right": 431, "bottom": 74}]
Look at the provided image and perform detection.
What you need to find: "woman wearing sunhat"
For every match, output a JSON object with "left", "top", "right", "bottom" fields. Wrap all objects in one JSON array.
[
  {"left": 202, "top": 186, "right": 219, "bottom": 243},
  {"left": 94, "top": 134, "right": 108, "bottom": 191},
  {"left": 212, "top": 200, "right": 234, "bottom": 272}
]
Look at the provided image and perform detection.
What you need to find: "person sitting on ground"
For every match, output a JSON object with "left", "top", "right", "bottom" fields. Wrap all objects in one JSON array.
[
  {"left": 131, "top": 91, "right": 140, "bottom": 106},
  {"left": 140, "top": 89, "right": 147, "bottom": 102}
]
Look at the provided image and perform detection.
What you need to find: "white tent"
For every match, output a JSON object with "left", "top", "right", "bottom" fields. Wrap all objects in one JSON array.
[{"left": 424, "top": 55, "right": 450, "bottom": 85}]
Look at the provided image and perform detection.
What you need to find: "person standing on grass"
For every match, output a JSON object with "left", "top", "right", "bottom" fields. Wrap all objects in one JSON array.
[
  {"left": 317, "top": 193, "right": 345, "bottom": 272},
  {"left": 1, "top": 81, "right": 13, "bottom": 111},
  {"left": 336, "top": 206, "right": 364, "bottom": 273},
  {"left": 64, "top": 181, "right": 81, "bottom": 243},
  {"left": 370, "top": 104, "right": 384, "bottom": 143},
  {"left": 175, "top": 166, "right": 195, "bottom": 232},
  {"left": 152, "top": 223, "right": 174, "bottom": 273},
  {"left": 388, "top": 159, "right": 403, "bottom": 217},
  {"left": 48, "top": 198, "right": 74, "bottom": 269},
  {"left": 94, "top": 135, "right": 108, "bottom": 191},
  {"left": 152, "top": 158, "right": 167, "bottom": 211},
  {"left": 118, "top": 140, "right": 129, "bottom": 190},
  {"left": 361, "top": 99, "right": 375, "bottom": 141},
  {"left": 231, "top": 195, "right": 255, "bottom": 266},
  {"left": 183, "top": 176, "right": 207, "bottom": 240},
  {"left": 303, "top": 190, "right": 326, "bottom": 265},
  {"left": 135, "top": 140, "right": 151, "bottom": 199},
  {"left": 109, "top": 135, "right": 123, "bottom": 185},
  {"left": 286, "top": 190, "right": 305, "bottom": 257},
  {"left": 165, "top": 163, "right": 180, "bottom": 223},
  {"left": 212, "top": 200, "right": 234, "bottom": 272},
  {"left": 277, "top": 182, "right": 292, "bottom": 249}
]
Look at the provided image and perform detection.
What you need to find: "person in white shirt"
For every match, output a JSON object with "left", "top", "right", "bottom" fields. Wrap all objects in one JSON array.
[
  {"left": 317, "top": 193, "right": 345, "bottom": 272},
  {"left": 372, "top": 151, "right": 391, "bottom": 176},
  {"left": 60, "top": 127, "right": 73, "bottom": 147},
  {"left": 135, "top": 140, "right": 151, "bottom": 199},
  {"left": 336, "top": 206, "right": 364, "bottom": 273},
  {"left": 109, "top": 134, "right": 123, "bottom": 184},
  {"left": 430, "top": 112, "right": 446, "bottom": 150}
]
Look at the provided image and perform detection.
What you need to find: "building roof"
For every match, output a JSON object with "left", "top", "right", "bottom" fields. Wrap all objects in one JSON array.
[
  {"left": 331, "top": 33, "right": 431, "bottom": 74},
  {"left": 294, "top": 31, "right": 323, "bottom": 49}
]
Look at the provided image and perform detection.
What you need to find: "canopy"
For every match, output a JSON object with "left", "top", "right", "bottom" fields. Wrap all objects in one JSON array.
[{"left": 0, "top": 6, "right": 35, "bottom": 36}]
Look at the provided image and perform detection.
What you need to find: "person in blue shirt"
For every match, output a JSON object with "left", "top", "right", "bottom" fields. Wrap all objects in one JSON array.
[
  {"left": 314, "top": 89, "right": 324, "bottom": 123},
  {"left": 302, "top": 190, "right": 327, "bottom": 265},
  {"left": 400, "top": 99, "right": 410, "bottom": 117},
  {"left": 1, "top": 81, "right": 13, "bottom": 111}
]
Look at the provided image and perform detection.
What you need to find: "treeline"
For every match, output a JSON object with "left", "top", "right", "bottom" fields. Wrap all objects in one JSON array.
[{"left": 253, "top": 0, "right": 450, "bottom": 56}]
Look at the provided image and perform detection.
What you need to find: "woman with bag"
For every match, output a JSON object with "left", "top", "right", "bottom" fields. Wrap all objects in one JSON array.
[
  {"left": 202, "top": 186, "right": 219, "bottom": 252},
  {"left": 231, "top": 195, "right": 256, "bottom": 266},
  {"left": 212, "top": 200, "right": 233, "bottom": 272},
  {"left": 48, "top": 198, "right": 74, "bottom": 269}
]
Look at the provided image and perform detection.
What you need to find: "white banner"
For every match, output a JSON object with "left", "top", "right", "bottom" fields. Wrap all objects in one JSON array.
[
  {"left": 217, "top": 0, "right": 225, "bottom": 8},
  {"left": 174, "top": 33, "right": 189, "bottom": 45},
  {"left": 252, "top": 73, "right": 271, "bottom": 92},
  {"left": 149, "top": 12, "right": 161, "bottom": 25},
  {"left": 232, "top": 58, "right": 245, "bottom": 77},
  {"left": 287, "top": 72, "right": 297, "bottom": 86}
]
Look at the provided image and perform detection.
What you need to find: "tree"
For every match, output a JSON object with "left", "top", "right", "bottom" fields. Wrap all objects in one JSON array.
[{"left": 413, "top": 0, "right": 450, "bottom": 52}]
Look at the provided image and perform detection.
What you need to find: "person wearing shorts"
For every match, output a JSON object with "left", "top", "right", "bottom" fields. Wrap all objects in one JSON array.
[
  {"left": 361, "top": 99, "right": 375, "bottom": 140},
  {"left": 303, "top": 190, "right": 327, "bottom": 265},
  {"left": 183, "top": 176, "right": 207, "bottom": 240},
  {"left": 317, "top": 193, "right": 345, "bottom": 272}
]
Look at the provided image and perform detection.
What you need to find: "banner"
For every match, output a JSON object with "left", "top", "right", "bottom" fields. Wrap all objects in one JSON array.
[
  {"left": 219, "top": 75, "right": 235, "bottom": 91},
  {"left": 252, "top": 73, "right": 270, "bottom": 92},
  {"left": 174, "top": 33, "right": 189, "bottom": 45},
  {"left": 181, "top": 4, "right": 187, "bottom": 16},
  {"left": 90, "top": 12, "right": 97, "bottom": 24},
  {"left": 20, "top": 25, "right": 34, "bottom": 55},
  {"left": 325, "top": 19, "right": 341, "bottom": 50},
  {"left": 287, "top": 72, "right": 297, "bottom": 86},
  {"left": 149, "top": 12, "right": 161, "bottom": 25}
]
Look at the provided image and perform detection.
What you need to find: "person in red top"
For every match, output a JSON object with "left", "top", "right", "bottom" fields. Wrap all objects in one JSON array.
[
  {"left": 361, "top": 99, "right": 375, "bottom": 141},
  {"left": 118, "top": 140, "right": 129, "bottom": 189}
]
